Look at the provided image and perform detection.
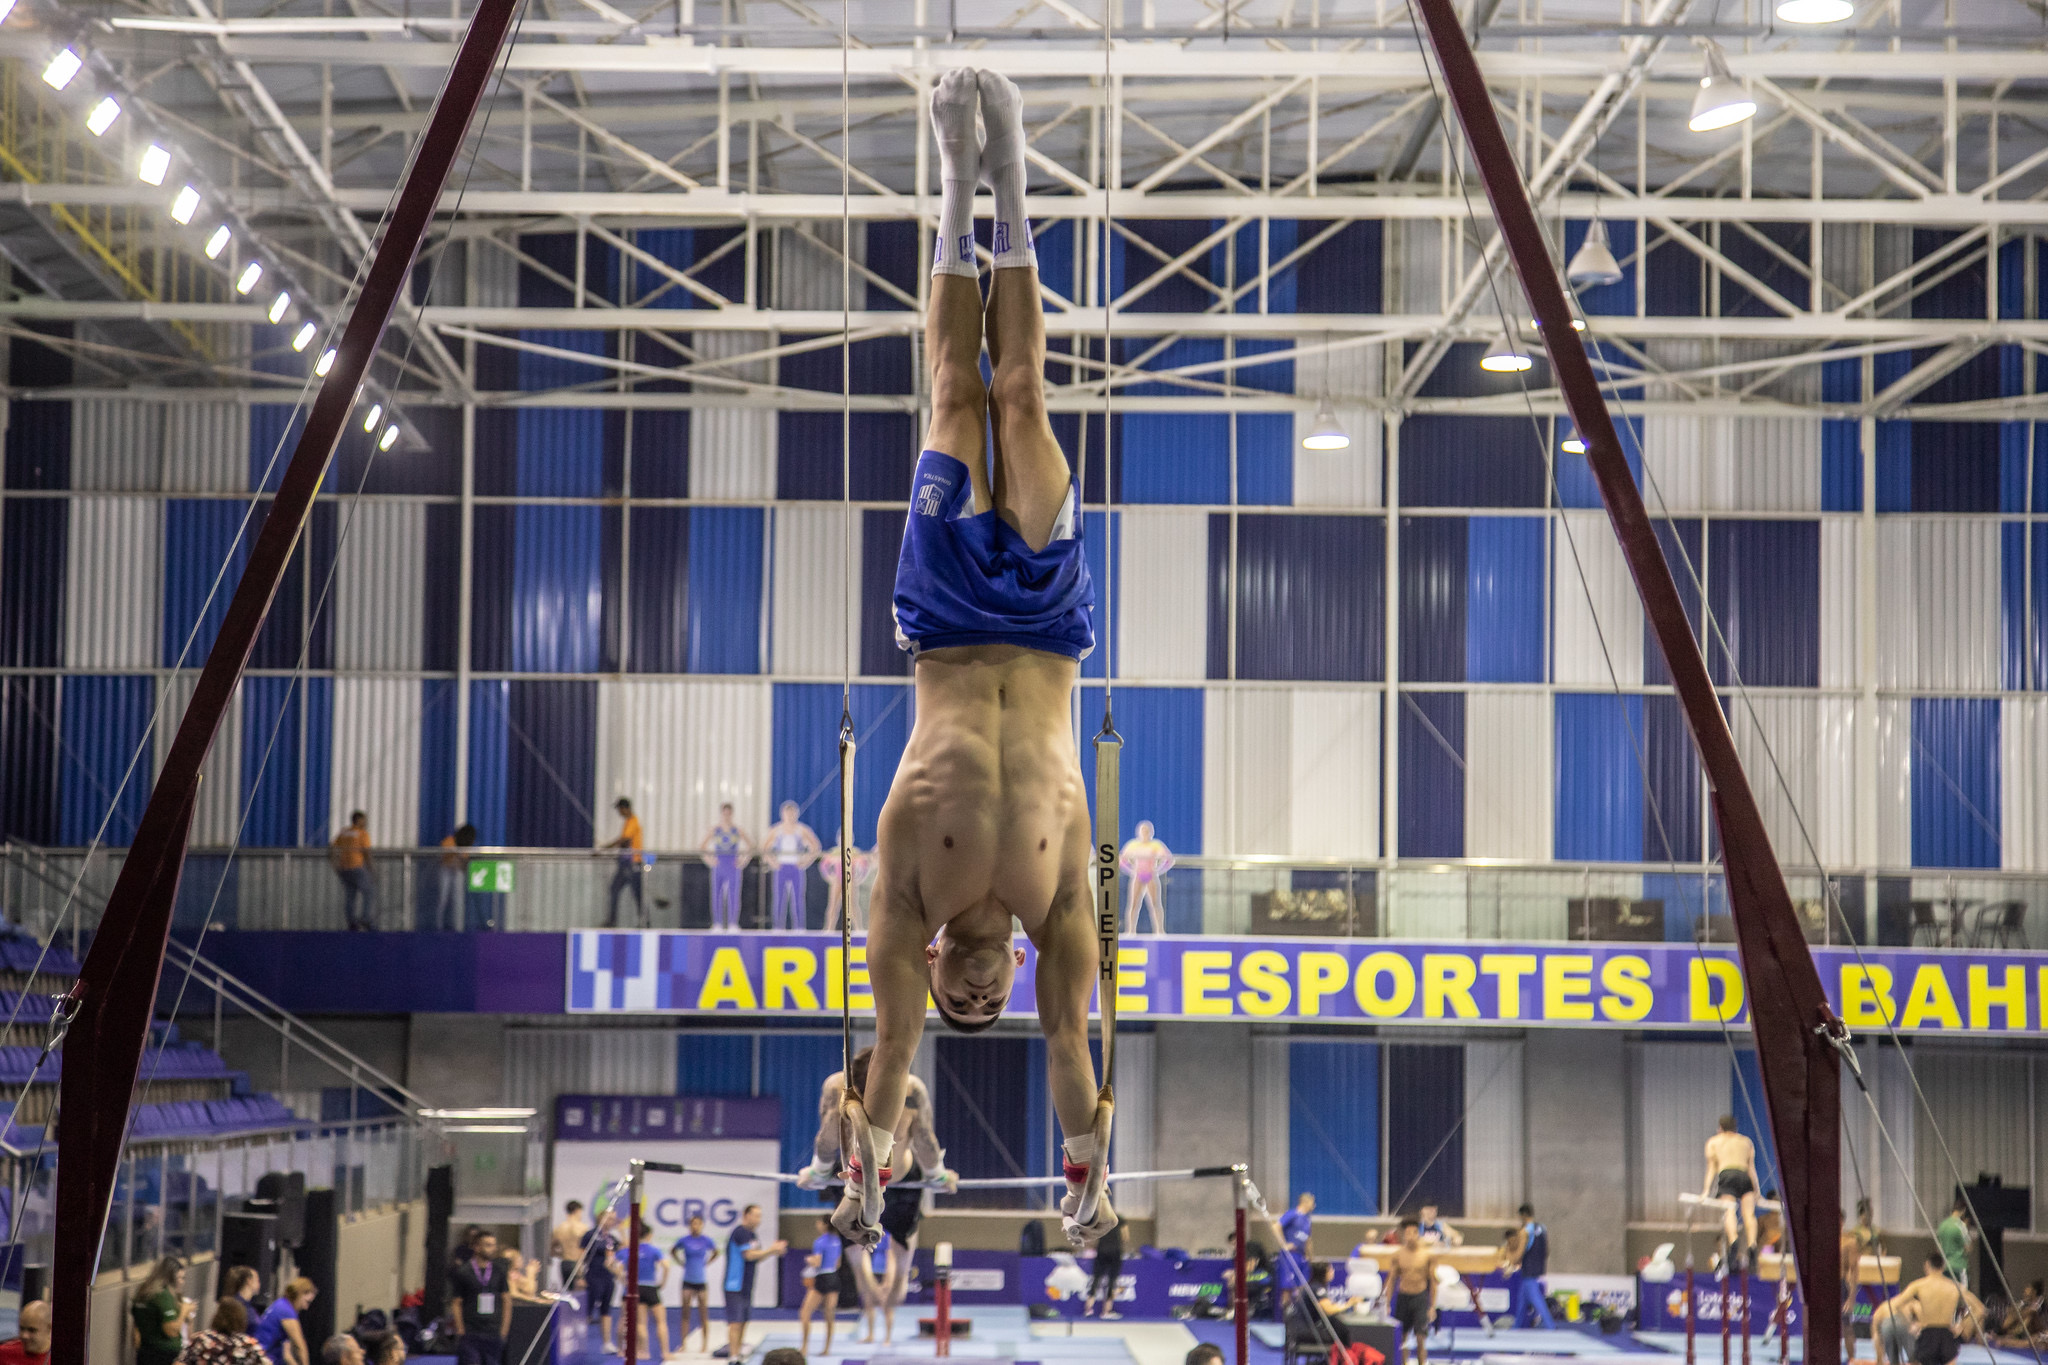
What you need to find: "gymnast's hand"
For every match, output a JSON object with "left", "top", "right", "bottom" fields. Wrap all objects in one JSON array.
[
  {"left": 929, "top": 1164, "right": 960, "bottom": 1195},
  {"left": 797, "top": 1160, "right": 836, "bottom": 1191}
]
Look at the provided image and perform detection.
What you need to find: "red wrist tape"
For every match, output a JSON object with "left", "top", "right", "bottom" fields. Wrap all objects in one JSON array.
[{"left": 1064, "top": 1160, "right": 1091, "bottom": 1184}]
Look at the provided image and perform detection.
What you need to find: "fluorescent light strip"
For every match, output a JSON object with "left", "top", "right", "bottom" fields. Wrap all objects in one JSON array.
[
  {"left": 86, "top": 97, "right": 120, "bottom": 136},
  {"left": 42, "top": 50, "right": 82, "bottom": 91},
  {"left": 170, "top": 186, "right": 200, "bottom": 225}
]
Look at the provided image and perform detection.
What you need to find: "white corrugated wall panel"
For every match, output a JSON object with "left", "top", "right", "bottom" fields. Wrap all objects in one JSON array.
[
  {"left": 1641, "top": 414, "right": 1705, "bottom": 513},
  {"left": 2004, "top": 699, "right": 2048, "bottom": 870},
  {"left": 1860, "top": 1045, "right": 1919, "bottom": 1229},
  {"left": 1119, "top": 509, "right": 1209, "bottom": 681},
  {"left": 1709, "top": 417, "right": 1821, "bottom": 512},
  {"left": 1816, "top": 697, "right": 1860, "bottom": 867},
  {"left": 1882, "top": 520, "right": 2000, "bottom": 690},
  {"left": 1251, "top": 1035, "right": 1292, "bottom": 1216},
  {"left": 1112, "top": 1033, "right": 1155, "bottom": 1217},
  {"left": 65, "top": 496, "right": 160, "bottom": 669},
  {"left": 1876, "top": 699, "right": 1913, "bottom": 865},
  {"left": 1553, "top": 511, "right": 1644, "bottom": 687},
  {"left": 157, "top": 673, "right": 242, "bottom": 846},
  {"left": 1913, "top": 1049, "right": 2030, "bottom": 1231},
  {"left": 775, "top": 226, "right": 857, "bottom": 310},
  {"left": 72, "top": 400, "right": 166, "bottom": 490},
  {"left": 1464, "top": 692, "right": 1551, "bottom": 861},
  {"left": 330, "top": 679, "right": 423, "bottom": 855},
  {"left": 1395, "top": 219, "right": 1445, "bottom": 316},
  {"left": 1463, "top": 1039, "right": 1524, "bottom": 1220},
  {"left": 1819, "top": 520, "right": 1859, "bottom": 689},
  {"left": 691, "top": 330, "right": 776, "bottom": 500},
  {"left": 596, "top": 679, "right": 772, "bottom": 846},
  {"left": 1729, "top": 695, "right": 1821, "bottom": 869},
  {"left": 590, "top": 1030, "right": 679, "bottom": 1094},
  {"left": 1632, "top": 1040, "right": 1728, "bottom": 1222},
  {"left": 1290, "top": 689, "right": 1379, "bottom": 858},
  {"left": 770, "top": 505, "right": 861, "bottom": 678},
  {"left": 504, "top": 1030, "right": 593, "bottom": 1114},
  {"left": 165, "top": 403, "right": 251, "bottom": 493},
  {"left": 1216, "top": 688, "right": 1292, "bottom": 856},
  {"left": 475, "top": 240, "right": 519, "bottom": 308},
  {"left": 1294, "top": 411, "right": 1382, "bottom": 508},
  {"left": 334, "top": 502, "right": 425, "bottom": 671}
]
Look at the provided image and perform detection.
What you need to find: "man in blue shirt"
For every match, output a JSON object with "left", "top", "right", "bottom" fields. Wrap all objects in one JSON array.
[
  {"left": 723, "top": 1204, "right": 788, "bottom": 1359},
  {"left": 1278, "top": 1192, "right": 1315, "bottom": 1319},
  {"left": 800, "top": 1215, "right": 846, "bottom": 1355},
  {"left": 1501, "top": 1203, "right": 1555, "bottom": 1329},
  {"left": 670, "top": 1214, "right": 719, "bottom": 1355}
]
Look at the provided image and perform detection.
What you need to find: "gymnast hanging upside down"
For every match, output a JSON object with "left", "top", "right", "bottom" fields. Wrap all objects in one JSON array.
[{"left": 830, "top": 67, "right": 1116, "bottom": 1252}]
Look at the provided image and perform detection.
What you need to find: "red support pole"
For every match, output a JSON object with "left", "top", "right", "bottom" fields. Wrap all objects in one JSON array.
[
  {"left": 936, "top": 1264, "right": 953, "bottom": 1357},
  {"left": 1776, "top": 1282, "right": 1789, "bottom": 1365},
  {"left": 626, "top": 1192, "right": 643, "bottom": 1365},
  {"left": 1741, "top": 1271, "right": 1752, "bottom": 1365},
  {"left": 1401, "top": 7, "right": 1842, "bottom": 1363},
  {"left": 47, "top": 7, "right": 523, "bottom": 1363},
  {"left": 1722, "top": 1269, "right": 1732, "bottom": 1365},
  {"left": 1234, "top": 1180, "right": 1250, "bottom": 1365},
  {"left": 1686, "top": 1259, "right": 1697, "bottom": 1365}
]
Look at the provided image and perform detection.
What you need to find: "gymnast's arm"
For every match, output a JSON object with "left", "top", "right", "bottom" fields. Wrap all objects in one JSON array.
[
  {"left": 808, "top": 1070, "right": 847, "bottom": 1168},
  {"left": 861, "top": 840, "right": 932, "bottom": 1143},
  {"left": 903, "top": 1076, "right": 945, "bottom": 1174}
]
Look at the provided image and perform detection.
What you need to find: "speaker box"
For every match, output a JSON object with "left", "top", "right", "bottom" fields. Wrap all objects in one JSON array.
[
  {"left": 221, "top": 1212, "right": 281, "bottom": 1291},
  {"left": 423, "top": 1165, "right": 455, "bottom": 1324},
  {"left": 253, "top": 1171, "right": 307, "bottom": 1246},
  {"left": 298, "top": 1189, "right": 339, "bottom": 1347}
]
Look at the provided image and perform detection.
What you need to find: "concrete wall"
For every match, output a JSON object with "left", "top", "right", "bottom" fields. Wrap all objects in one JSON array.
[
  {"left": 405, "top": 1016, "right": 507, "bottom": 1107},
  {"left": 1154, "top": 1022, "right": 1253, "bottom": 1253},
  {"left": 209, "top": 1018, "right": 414, "bottom": 1097},
  {"left": 1527, "top": 1030, "right": 1630, "bottom": 1274},
  {"left": 335, "top": 1201, "right": 427, "bottom": 1327}
]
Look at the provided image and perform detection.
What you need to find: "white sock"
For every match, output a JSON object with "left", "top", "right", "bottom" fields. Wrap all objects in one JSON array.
[
  {"left": 870, "top": 1126, "right": 896, "bottom": 1171},
  {"left": 1063, "top": 1134, "right": 1098, "bottom": 1172},
  {"left": 977, "top": 69, "right": 1035, "bottom": 271},
  {"left": 931, "top": 69, "right": 980, "bottom": 280}
]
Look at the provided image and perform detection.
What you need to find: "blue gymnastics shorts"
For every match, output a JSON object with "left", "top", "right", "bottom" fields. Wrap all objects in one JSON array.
[{"left": 892, "top": 449, "right": 1095, "bottom": 661}]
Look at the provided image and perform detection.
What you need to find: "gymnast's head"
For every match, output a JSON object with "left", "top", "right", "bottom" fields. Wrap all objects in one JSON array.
[{"left": 927, "top": 923, "right": 1026, "bottom": 1033}]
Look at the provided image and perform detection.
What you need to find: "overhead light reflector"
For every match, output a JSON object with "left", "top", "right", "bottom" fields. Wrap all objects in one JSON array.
[
  {"left": 1301, "top": 398, "right": 1351, "bottom": 452},
  {"left": 86, "top": 97, "right": 121, "bottom": 136},
  {"left": 1689, "top": 45, "right": 1757, "bottom": 132},
  {"left": 292, "top": 322, "right": 318, "bottom": 352},
  {"left": 1776, "top": 0, "right": 1853, "bottom": 20},
  {"left": 1561, "top": 431, "right": 1588, "bottom": 455},
  {"left": 42, "top": 50, "right": 82, "bottom": 91},
  {"left": 138, "top": 143, "right": 171, "bottom": 185},
  {"left": 1567, "top": 217, "right": 1626, "bottom": 290},
  {"left": 268, "top": 291, "right": 291, "bottom": 324},
  {"left": 204, "top": 225, "right": 230, "bottom": 259},
  {"left": 1480, "top": 336, "right": 1534, "bottom": 373},
  {"left": 170, "top": 186, "right": 200, "bottom": 224},
  {"left": 235, "top": 261, "right": 262, "bottom": 294}
]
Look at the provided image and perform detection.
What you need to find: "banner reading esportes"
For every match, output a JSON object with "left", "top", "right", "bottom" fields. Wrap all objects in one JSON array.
[{"left": 567, "top": 931, "right": 2048, "bottom": 1034}]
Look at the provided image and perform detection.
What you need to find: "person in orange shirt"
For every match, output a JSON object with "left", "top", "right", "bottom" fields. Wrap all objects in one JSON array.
[
  {"left": 603, "top": 798, "right": 648, "bottom": 928},
  {"left": 330, "top": 810, "right": 374, "bottom": 931}
]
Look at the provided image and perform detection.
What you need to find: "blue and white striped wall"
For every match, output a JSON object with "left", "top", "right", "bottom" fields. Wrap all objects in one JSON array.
[{"left": 5, "top": 225, "right": 2048, "bottom": 877}]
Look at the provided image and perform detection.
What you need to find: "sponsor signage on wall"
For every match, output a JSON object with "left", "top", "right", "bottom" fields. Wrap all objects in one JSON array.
[{"left": 566, "top": 931, "right": 2048, "bottom": 1033}]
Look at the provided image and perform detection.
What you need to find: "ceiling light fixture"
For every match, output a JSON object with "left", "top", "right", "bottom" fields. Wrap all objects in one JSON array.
[
  {"left": 267, "top": 292, "right": 291, "bottom": 324},
  {"left": 1689, "top": 44, "right": 1757, "bottom": 132},
  {"left": 292, "top": 322, "right": 318, "bottom": 352},
  {"left": 1301, "top": 399, "right": 1351, "bottom": 451},
  {"left": 235, "top": 261, "right": 263, "bottom": 294},
  {"left": 85, "top": 97, "right": 121, "bottom": 136},
  {"left": 1775, "top": 0, "right": 1853, "bottom": 21},
  {"left": 316, "top": 349, "right": 337, "bottom": 376},
  {"left": 42, "top": 50, "right": 82, "bottom": 90},
  {"left": 138, "top": 143, "right": 171, "bottom": 186},
  {"left": 204, "top": 225, "right": 230, "bottom": 259},
  {"left": 380, "top": 425, "right": 401, "bottom": 452},
  {"left": 1561, "top": 428, "right": 1588, "bottom": 455},
  {"left": 1480, "top": 335, "right": 1534, "bottom": 373},
  {"left": 363, "top": 403, "right": 383, "bottom": 432},
  {"left": 1567, "top": 217, "right": 1626, "bottom": 290},
  {"left": 170, "top": 186, "right": 200, "bottom": 225},
  {"left": 0, "top": 1, "right": 23, "bottom": 23}
]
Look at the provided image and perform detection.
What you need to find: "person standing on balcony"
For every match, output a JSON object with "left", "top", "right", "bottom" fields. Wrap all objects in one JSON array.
[
  {"left": 329, "top": 811, "right": 375, "bottom": 932},
  {"left": 433, "top": 824, "right": 476, "bottom": 931},
  {"left": 699, "top": 803, "right": 753, "bottom": 932},
  {"left": 764, "top": 801, "right": 822, "bottom": 931},
  {"left": 603, "top": 799, "right": 648, "bottom": 929},
  {"left": 1119, "top": 822, "right": 1174, "bottom": 935}
]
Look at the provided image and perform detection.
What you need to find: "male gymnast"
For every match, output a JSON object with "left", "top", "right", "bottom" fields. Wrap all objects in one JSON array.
[
  {"left": 828, "top": 66, "right": 1115, "bottom": 1252},
  {"left": 1703, "top": 1114, "right": 1761, "bottom": 1266}
]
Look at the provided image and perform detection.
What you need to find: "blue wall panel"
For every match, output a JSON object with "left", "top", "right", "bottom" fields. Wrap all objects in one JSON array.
[
  {"left": 686, "top": 507, "right": 763, "bottom": 675},
  {"left": 1556, "top": 415, "right": 1646, "bottom": 510},
  {"left": 759, "top": 1033, "right": 842, "bottom": 1178},
  {"left": 1909, "top": 697, "right": 2000, "bottom": 869},
  {"left": 1232, "top": 338, "right": 1295, "bottom": 394},
  {"left": 504, "top": 679, "right": 597, "bottom": 847},
  {"left": 677, "top": 1034, "right": 753, "bottom": 1093},
  {"left": 1554, "top": 692, "right": 1645, "bottom": 862},
  {"left": 1236, "top": 414, "right": 1294, "bottom": 506},
  {"left": 1120, "top": 414, "right": 1231, "bottom": 505},
  {"left": 1293, "top": 220, "right": 1384, "bottom": 315},
  {"left": 1400, "top": 516, "right": 1467, "bottom": 684},
  {"left": 1401, "top": 416, "right": 1546, "bottom": 509},
  {"left": 1467, "top": 516, "right": 1545, "bottom": 683},
  {"left": 1643, "top": 871, "right": 1727, "bottom": 943},
  {"left": 57, "top": 674, "right": 152, "bottom": 846},
  {"left": 470, "top": 505, "right": 514, "bottom": 671},
  {"left": 1206, "top": 514, "right": 1229, "bottom": 680},
  {"left": 1708, "top": 520, "right": 1819, "bottom": 688},
  {"left": 629, "top": 506, "right": 689, "bottom": 674},
  {"left": 516, "top": 405, "right": 610, "bottom": 497},
  {"left": 163, "top": 499, "right": 249, "bottom": 666},
  {"left": 1079, "top": 511, "right": 1119, "bottom": 682},
  {"left": 1077, "top": 684, "right": 1204, "bottom": 854},
  {"left": 419, "top": 679, "right": 458, "bottom": 845},
  {"left": 466, "top": 680, "right": 509, "bottom": 845},
  {"left": 1399, "top": 692, "right": 1464, "bottom": 859},
  {"left": 241, "top": 675, "right": 332, "bottom": 848},
  {"left": 3, "top": 399, "right": 70, "bottom": 489},
  {"left": 512, "top": 505, "right": 605, "bottom": 673},
  {"left": 1909, "top": 423, "right": 2002, "bottom": 513},
  {"left": 1644, "top": 694, "right": 1702, "bottom": 864},
  {"left": 1730, "top": 1050, "right": 1782, "bottom": 1193},
  {"left": 1234, "top": 514, "right": 1386, "bottom": 682},
  {"left": 631, "top": 409, "right": 690, "bottom": 497},
  {"left": 1562, "top": 219, "right": 1636, "bottom": 316},
  {"left": 1, "top": 498, "right": 64, "bottom": 668},
  {"left": 1643, "top": 519, "right": 1703, "bottom": 689},
  {"left": 1385, "top": 1043, "right": 1465, "bottom": 1216},
  {"left": 771, "top": 682, "right": 913, "bottom": 848},
  {"left": 2004, "top": 522, "right": 2027, "bottom": 692},
  {"left": 861, "top": 509, "right": 911, "bottom": 678},
  {"left": 0, "top": 677, "right": 57, "bottom": 843},
  {"left": 1288, "top": 1041, "right": 1380, "bottom": 1216},
  {"left": 1821, "top": 359, "right": 1862, "bottom": 511},
  {"left": 2001, "top": 424, "right": 2029, "bottom": 513},
  {"left": 250, "top": 405, "right": 303, "bottom": 493}
]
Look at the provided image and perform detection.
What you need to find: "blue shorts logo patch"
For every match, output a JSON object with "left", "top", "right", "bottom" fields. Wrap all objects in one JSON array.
[{"left": 915, "top": 477, "right": 948, "bottom": 516}]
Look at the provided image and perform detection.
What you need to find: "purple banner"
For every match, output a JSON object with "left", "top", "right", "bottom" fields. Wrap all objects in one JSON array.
[
  {"left": 568, "top": 932, "right": 2048, "bottom": 1034},
  {"left": 1636, "top": 1275, "right": 1808, "bottom": 1334},
  {"left": 553, "top": 1094, "right": 781, "bottom": 1142}
]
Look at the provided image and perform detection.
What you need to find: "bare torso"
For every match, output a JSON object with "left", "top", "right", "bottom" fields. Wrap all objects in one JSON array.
[
  {"left": 1394, "top": 1245, "right": 1435, "bottom": 1295},
  {"left": 1705, "top": 1131, "right": 1754, "bottom": 1177}
]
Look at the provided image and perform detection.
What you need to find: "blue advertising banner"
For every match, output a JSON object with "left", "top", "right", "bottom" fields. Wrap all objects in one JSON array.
[{"left": 565, "top": 931, "right": 2048, "bottom": 1034}]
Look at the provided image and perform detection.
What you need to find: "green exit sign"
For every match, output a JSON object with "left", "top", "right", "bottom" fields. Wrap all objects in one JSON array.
[{"left": 468, "top": 859, "right": 515, "bottom": 893}]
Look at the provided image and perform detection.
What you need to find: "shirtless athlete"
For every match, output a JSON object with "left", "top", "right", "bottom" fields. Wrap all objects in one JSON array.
[
  {"left": 1384, "top": 1219, "right": 1438, "bottom": 1365},
  {"left": 801, "top": 1047, "right": 957, "bottom": 1332},
  {"left": 1703, "top": 1114, "right": 1761, "bottom": 1265},
  {"left": 1876, "top": 1251, "right": 1986, "bottom": 1365},
  {"left": 828, "top": 66, "right": 1113, "bottom": 1252}
]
